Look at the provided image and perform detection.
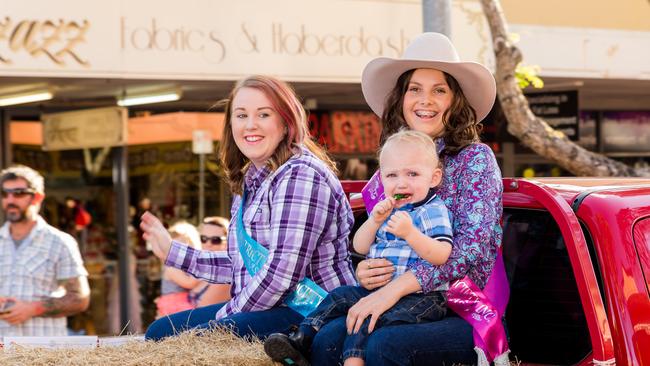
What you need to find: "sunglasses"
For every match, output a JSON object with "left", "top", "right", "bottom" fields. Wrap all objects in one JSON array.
[
  {"left": 200, "top": 235, "right": 227, "bottom": 245},
  {"left": 1, "top": 187, "right": 36, "bottom": 199}
]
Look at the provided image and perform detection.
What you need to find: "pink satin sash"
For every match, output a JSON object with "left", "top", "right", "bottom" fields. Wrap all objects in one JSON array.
[{"left": 446, "top": 252, "right": 510, "bottom": 362}]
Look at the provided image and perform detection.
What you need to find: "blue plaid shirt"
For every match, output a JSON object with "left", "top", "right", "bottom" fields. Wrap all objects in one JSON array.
[{"left": 369, "top": 193, "right": 453, "bottom": 290}]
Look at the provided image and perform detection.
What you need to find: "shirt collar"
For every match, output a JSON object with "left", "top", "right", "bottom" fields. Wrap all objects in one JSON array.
[
  {"left": 435, "top": 138, "right": 445, "bottom": 154},
  {"left": 0, "top": 215, "right": 47, "bottom": 240},
  {"left": 242, "top": 145, "right": 308, "bottom": 193},
  {"left": 244, "top": 163, "right": 273, "bottom": 193}
]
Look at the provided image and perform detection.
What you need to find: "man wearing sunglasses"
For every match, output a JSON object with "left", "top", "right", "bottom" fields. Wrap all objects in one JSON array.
[{"left": 0, "top": 165, "right": 89, "bottom": 336}]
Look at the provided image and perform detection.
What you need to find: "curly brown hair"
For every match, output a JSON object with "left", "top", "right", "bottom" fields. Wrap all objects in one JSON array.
[
  {"left": 379, "top": 69, "right": 482, "bottom": 156},
  {"left": 218, "top": 75, "right": 337, "bottom": 195}
]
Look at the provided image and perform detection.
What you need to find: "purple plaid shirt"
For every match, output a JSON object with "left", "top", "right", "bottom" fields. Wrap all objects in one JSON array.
[{"left": 165, "top": 147, "right": 356, "bottom": 319}]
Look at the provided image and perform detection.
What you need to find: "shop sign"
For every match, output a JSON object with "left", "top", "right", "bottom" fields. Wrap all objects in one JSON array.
[
  {"left": 13, "top": 141, "right": 199, "bottom": 178},
  {"left": 526, "top": 90, "right": 579, "bottom": 141},
  {"left": 192, "top": 130, "right": 213, "bottom": 154},
  {"left": 0, "top": 0, "right": 422, "bottom": 82},
  {"left": 42, "top": 107, "right": 127, "bottom": 151},
  {"left": 329, "top": 111, "right": 381, "bottom": 155},
  {"left": 308, "top": 110, "right": 381, "bottom": 155},
  {"left": 308, "top": 112, "right": 333, "bottom": 150},
  {"left": 602, "top": 111, "right": 650, "bottom": 153}
]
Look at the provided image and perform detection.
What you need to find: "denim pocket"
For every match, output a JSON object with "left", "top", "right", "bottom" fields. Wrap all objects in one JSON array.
[
  {"left": 380, "top": 292, "right": 447, "bottom": 326},
  {"left": 414, "top": 292, "right": 447, "bottom": 322}
]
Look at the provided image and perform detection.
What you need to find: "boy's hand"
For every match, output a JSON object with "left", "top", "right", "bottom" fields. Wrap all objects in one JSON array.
[
  {"left": 370, "top": 197, "right": 395, "bottom": 224},
  {"left": 385, "top": 211, "right": 414, "bottom": 238}
]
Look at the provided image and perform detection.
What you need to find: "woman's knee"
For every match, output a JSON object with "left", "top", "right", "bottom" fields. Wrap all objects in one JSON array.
[{"left": 144, "top": 316, "right": 177, "bottom": 341}]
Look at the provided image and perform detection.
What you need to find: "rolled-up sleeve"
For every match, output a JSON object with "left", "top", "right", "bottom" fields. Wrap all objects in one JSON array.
[
  {"left": 409, "top": 144, "right": 502, "bottom": 292},
  {"left": 56, "top": 234, "right": 89, "bottom": 280},
  {"left": 165, "top": 241, "right": 233, "bottom": 284}
]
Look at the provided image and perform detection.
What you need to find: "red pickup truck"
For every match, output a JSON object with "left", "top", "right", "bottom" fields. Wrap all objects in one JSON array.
[{"left": 343, "top": 177, "right": 650, "bottom": 366}]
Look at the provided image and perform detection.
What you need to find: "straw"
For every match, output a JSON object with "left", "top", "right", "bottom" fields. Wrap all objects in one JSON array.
[{"left": 0, "top": 328, "right": 276, "bottom": 366}]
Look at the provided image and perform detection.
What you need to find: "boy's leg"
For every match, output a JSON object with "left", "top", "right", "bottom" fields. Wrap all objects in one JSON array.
[
  {"left": 342, "top": 317, "right": 372, "bottom": 362},
  {"left": 303, "top": 286, "right": 370, "bottom": 330},
  {"left": 265, "top": 286, "right": 370, "bottom": 366},
  {"left": 378, "top": 292, "right": 447, "bottom": 327},
  {"left": 339, "top": 292, "right": 446, "bottom": 363}
]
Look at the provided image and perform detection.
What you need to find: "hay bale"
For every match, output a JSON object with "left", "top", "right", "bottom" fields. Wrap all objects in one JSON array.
[{"left": 0, "top": 329, "right": 276, "bottom": 366}]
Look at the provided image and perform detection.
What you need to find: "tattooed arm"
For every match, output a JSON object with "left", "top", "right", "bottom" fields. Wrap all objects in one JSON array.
[
  {"left": 39, "top": 276, "right": 91, "bottom": 317},
  {"left": 0, "top": 276, "right": 90, "bottom": 325}
]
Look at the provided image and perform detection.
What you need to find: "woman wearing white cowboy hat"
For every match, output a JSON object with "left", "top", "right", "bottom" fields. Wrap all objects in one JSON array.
[{"left": 310, "top": 32, "right": 504, "bottom": 366}]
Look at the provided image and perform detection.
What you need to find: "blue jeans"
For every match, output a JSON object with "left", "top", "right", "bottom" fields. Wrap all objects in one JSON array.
[
  {"left": 304, "top": 286, "right": 447, "bottom": 361},
  {"left": 145, "top": 302, "right": 304, "bottom": 341},
  {"left": 310, "top": 314, "right": 475, "bottom": 366}
]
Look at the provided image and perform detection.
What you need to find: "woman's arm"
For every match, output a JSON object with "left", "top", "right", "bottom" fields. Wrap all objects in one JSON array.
[
  {"left": 409, "top": 144, "right": 503, "bottom": 292},
  {"left": 347, "top": 271, "right": 421, "bottom": 334},
  {"left": 164, "top": 267, "right": 201, "bottom": 289},
  {"left": 142, "top": 211, "right": 233, "bottom": 284},
  {"left": 196, "top": 284, "right": 232, "bottom": 307},
  {"left": 164, "top": 241, "right": 233, "bottom": 284}
]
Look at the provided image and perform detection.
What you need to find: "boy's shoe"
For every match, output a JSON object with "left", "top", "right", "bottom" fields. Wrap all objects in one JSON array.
[{"left": 264, "top": 328, "right": 312, "bottom": 366}]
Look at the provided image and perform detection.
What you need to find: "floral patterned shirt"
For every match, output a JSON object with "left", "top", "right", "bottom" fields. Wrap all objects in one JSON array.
[{"left": 409, "top": 142, "right": 503, "bottom": 292}]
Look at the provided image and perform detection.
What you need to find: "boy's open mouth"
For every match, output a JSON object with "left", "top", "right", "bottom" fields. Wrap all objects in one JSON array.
[{"left": 393, "top": 193, "right": 412, "bottom": 201}]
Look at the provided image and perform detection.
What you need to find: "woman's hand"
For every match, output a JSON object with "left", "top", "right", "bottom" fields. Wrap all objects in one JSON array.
[
  {"left": 356, "top": 258, "right": 394, "bottom": 290},
  {"left": 140, "top": 211, "right": 172, "bottom": 260},
  {"left": 346, "top": 283, "right": 401, "bottom": 334},
  {"left": 346, "top": 271, "right": 422, "bottom": 334}
]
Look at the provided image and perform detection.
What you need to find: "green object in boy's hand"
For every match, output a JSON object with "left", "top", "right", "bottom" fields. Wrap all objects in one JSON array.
[{"left": 393, "top": 193, "right": 407, "bottom": 200}]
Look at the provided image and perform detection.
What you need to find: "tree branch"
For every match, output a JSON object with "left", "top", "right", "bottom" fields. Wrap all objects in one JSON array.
[{"left": 479, "top": 0, "right": 649, "bottom": 177}]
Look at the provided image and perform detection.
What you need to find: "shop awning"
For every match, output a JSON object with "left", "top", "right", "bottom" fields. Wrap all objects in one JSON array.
[{"left": 10, "top": 112, "right": 225, "bottom": 146}]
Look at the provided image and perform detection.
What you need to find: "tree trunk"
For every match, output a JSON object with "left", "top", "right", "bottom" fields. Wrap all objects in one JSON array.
[{"left": 479, "top": 0, "right": 650, "bottom": 177}]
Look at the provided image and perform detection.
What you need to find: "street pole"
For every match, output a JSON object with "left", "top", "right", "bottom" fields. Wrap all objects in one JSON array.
[
  {"left": 1, "top": 109, "right": 12, "bottom": 169},
  {"left": 422, "top": 0, "right": 452, "bottom": 36},
  {"left": 192, "top": 130, "right": 213, "bottom": 224},
  {"left": 198, "top": 153, "right": 205, "bottom": 223},
  {"left": 113, "top": 146, "right": 131, "bottom": 331}
]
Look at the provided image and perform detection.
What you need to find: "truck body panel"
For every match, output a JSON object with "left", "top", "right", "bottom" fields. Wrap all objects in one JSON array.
[{"left": 344, "top": 177, "right": 650, "bottom": 365}]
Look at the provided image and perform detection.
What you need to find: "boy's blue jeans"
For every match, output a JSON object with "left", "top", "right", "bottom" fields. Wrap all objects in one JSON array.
[{"left": 302, "top": 285, "right": 447, "bottom": 361}]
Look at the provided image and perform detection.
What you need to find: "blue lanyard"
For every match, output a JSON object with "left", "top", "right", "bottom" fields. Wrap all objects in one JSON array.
[{"left": 236, "top": 189, "right": 328, "bottom": 317}]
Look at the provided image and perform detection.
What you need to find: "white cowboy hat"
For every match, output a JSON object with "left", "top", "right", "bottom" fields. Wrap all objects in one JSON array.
[{"left": 361, "top": 32, "right": 496, "bottom": 122}]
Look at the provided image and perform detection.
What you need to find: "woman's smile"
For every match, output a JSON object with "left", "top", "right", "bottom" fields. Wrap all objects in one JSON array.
[{"left": 231, "top": 87, "right": 286, "bottom": 168}]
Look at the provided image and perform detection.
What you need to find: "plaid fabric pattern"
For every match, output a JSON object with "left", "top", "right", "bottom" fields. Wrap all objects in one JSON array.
[
  {"left": 166, "top": 147, "right": 356, "bottom": 320},
  {"left": 0, "top": 216, "right": 88, "bottom": 336},
  {"left": 369, "top": 194, "right": 453, "bottom": 290}
]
